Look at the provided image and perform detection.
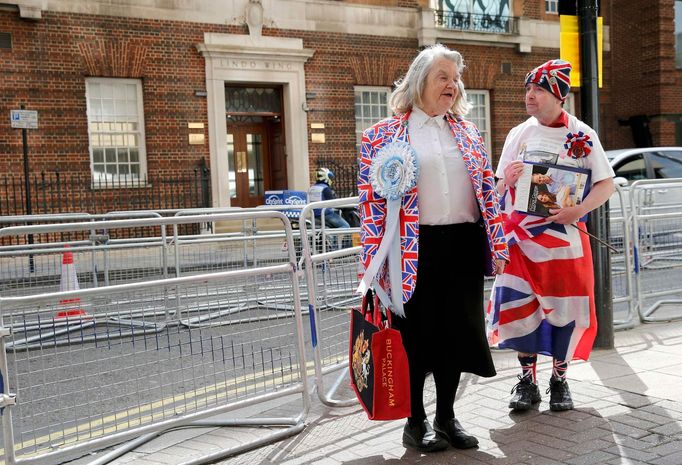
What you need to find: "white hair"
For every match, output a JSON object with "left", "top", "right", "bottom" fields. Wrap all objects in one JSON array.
[{"left": 389, "top": 44, "right": 472, "bottom": 116}]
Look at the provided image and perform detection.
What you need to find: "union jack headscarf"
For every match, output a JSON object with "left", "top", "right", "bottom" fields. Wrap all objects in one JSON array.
[{"left": 525, "top": 59, "right": 572, "bottom": 102}]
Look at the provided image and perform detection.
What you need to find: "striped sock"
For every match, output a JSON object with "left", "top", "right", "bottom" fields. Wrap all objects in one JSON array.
[
  {"left": 552, "top": 359, "right": 568, "bottom": 381},
  {"left": 518, "top": 354, "right": 537, "bottom": 384}
]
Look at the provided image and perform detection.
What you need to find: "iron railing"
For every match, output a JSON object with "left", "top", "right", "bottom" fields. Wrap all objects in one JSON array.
[
  {"left": 434, "top": 10, "right": 519, "bottom": 34},
  {"left": 0, "top": 167, "right": 211, "bottom": 216}
]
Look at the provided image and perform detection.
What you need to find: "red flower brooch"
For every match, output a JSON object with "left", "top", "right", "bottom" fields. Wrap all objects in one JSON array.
[{"left": 563, "top": 132, "right": 593, "bottom": 159}]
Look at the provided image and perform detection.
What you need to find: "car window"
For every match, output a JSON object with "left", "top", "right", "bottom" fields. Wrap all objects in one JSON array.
[
  {"left": 648, "top": 151, "right": 682, "bottom": 179},
  {"left": 613, "top": 154, "right": 647, "bottom": 181}
]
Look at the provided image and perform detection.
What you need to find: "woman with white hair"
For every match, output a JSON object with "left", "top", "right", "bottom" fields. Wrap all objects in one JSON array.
[{"left": 357, "top": 44, "right": 508, "bottom": 452}]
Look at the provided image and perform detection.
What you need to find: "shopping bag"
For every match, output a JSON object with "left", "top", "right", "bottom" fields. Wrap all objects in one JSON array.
[{"left": 349, "top": 290, "right": 411, "bottom": 420}]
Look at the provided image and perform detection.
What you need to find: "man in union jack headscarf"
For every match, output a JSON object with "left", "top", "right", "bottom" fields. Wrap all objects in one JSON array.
[{"left": 488, "top": 59, "right": 615, "bottom": 413}]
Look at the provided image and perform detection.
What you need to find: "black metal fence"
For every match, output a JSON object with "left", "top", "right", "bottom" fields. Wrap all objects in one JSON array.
[
  {"left": 0, "top": 168, "right": 211, "bottom": 216},
  {"left": 315, "top": 157, "right": 358, "bottom": 198},
  {"left": 434, "top": 11, "right": 519, "bottom": 34}
]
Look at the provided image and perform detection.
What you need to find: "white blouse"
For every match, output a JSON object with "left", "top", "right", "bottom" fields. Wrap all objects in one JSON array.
[{"left": 409, "top": 107, "right": 480, "bottom": 225}]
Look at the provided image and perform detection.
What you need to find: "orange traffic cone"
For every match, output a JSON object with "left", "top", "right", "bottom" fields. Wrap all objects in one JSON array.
[{"left": 56, "top": 245, "right": 88, "bottom": 318}]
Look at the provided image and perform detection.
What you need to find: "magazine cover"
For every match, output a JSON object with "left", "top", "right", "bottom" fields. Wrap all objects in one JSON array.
[{"left": 514, "top": 162, "right": 591, "bottom": 217}]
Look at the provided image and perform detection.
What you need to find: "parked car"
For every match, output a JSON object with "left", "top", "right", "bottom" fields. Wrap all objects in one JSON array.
[
  {"left": 606, "top": 147, "right": 682, "bottom": 183},
  {"left": 606, "top": 147, "right": 682, "bottom": 254},
  {"left": 606, "top": 147, "right": 682, "bottom": 214}
]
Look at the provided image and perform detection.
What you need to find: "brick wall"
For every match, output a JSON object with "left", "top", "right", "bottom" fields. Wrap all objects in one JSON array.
[
  {"left": 609, "top": 0, "right": 682, "bottom": 148},
  {"left": 1, "top": 3, "right": 622, "bottom": 209}
]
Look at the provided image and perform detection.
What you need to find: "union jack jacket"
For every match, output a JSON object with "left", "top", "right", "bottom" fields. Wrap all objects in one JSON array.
[{"left": 358, "top": 110, "right": 509, "bottom": 305}]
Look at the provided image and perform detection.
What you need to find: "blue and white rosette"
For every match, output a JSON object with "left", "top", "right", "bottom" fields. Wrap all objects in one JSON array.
[{"left": 357, "top": 140, "right": 419, "bottom": 317}]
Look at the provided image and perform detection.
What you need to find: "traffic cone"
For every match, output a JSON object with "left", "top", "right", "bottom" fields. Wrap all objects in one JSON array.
[{"left": 56, "top": 245, "right": 88, "bottom": 318}]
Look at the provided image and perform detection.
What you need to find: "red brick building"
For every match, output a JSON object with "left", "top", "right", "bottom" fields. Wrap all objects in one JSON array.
[{"left": 0, "top": 0, "right": 667, "bottom": 214}]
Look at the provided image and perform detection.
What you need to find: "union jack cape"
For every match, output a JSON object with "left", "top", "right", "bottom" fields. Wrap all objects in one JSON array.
[
  {"left": 486, "top": 187, "right": 597, "bottom": 361},
  {"left": 358, "top": 111, "right": 509, "bottom": 307}
]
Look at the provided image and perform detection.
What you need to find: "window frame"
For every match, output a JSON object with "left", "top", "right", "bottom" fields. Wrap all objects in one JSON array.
[
  {"left": 85, "top": 77, "right": 148, "bottom": 188},
  {"left": 466, "top": 89, "right": 492, "bottom": 153},
  {"left": 354, "top": 86, "right": 392, "bottom": 152},
  {"left": 545, "top": 0, "right": 559, "bottom": 14}
]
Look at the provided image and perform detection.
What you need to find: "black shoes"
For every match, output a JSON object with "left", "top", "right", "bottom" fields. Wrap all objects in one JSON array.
[
  {"left": 509, "top": 375, "right": 575, "bottom": 411},
  {"left": 509, "top": 375, "right": 542, "bottom": 411},
  {"left": 433, "top": 417, "right": 479, "bottom": 449},
  {"left": 402, "top": 419, "right": 448, "bottom": 452},
  {"left": 548, "top": 376, "right": 574, "bottom": 411}
]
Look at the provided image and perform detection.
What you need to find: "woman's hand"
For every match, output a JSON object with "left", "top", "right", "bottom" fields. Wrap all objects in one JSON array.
[
  {"left": 502, "top": 160, "right": 524, "bottom": 188},
  {"left": 495, "top": 259, "right": 506, "bottom": 275}
]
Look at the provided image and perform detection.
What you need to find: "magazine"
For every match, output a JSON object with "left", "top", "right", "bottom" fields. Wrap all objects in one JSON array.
[{"left": 514, "top": 162, "right": 591, "bottom": 218}]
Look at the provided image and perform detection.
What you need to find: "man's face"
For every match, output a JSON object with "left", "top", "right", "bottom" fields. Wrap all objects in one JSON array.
[
  {"left": 421, "top": 58, "right": 460, "bottom": 116},
  {"left": 525, "top": 83, "right": 561, "bottom": 119},
  {"left": 532, "top": 173, "right": 552, "bottom": 184}
]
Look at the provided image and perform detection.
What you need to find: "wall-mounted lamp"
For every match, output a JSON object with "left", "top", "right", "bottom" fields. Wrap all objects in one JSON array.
[{"left": 302, "top": 92, "right": 316, "bottom": 113}]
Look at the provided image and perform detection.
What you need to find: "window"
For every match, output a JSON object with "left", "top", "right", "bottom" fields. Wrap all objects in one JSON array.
[
  {"left": 613, "top": 154, "right": 647, "bottom": 181},
  {"left": 675, "top": 0, "right": 682, "bottom": 68},
  {"left": 434, "top": 0, "right": 515, "bottom": 33},
  {"left": 545, "top": 0, "right": 558, "bottom": 14},
  {"left": 648, "top": 151, "right": 682, "bottom": 179},
  {"left": 354, "top": 87, "right": 391, "bottom": 152},
  {"left": 86, "top": 78, "right": 147, "bottom": 186},
  {"left": 466, "top": 90, "right": 491, "bottom": 152}
]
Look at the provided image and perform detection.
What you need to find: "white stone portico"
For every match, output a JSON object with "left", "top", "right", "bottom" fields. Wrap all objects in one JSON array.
[{"left": 196, "top": 33, "right": 314, "bottom": 208}]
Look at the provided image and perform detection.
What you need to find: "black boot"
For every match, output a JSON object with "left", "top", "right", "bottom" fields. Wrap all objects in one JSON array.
[
  {"left": 433, "top": 417, "right": 479, "bottom": 449},
  {"left": 509, "top": 375, "right": 541, "bottom": 411},
  {"left": 402, "top": 419, "right": 448, "bottom": 452},
  {"left": 548, "top": 376, "right": 574, "bottom": 411}
]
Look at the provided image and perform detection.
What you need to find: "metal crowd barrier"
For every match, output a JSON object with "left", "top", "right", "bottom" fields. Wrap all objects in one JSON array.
[
  {"left": 610, "top": 184, "right": 637, "bottom": 330},
  {"left": 629, "top": 179, "right": 682, "bottom": 323},
  {"left": 0, "top": 211, "right": 309, "bottom": 465},
  {"left": 300, "top": 197, "right": 361, "bottom": 407}
]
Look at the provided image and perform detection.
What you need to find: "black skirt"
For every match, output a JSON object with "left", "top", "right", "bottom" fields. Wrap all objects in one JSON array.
[{"left": 392, "top": 221, "right": 496, "bottom": 378}]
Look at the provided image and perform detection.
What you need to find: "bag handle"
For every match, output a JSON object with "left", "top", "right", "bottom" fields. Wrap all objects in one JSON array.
[
  {"left": 362, "top": 289, "right": 374, "bottom": 320},
  {"left": 363, "top": 289, "right": 394, "bottom": 329}
]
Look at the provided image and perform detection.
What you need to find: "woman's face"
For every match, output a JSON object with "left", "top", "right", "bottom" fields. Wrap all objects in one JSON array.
[
  {"left": 421, "top": 58, "right": 459, "bottom": 116},
  {"left": 537, "top": 192, "right": 552, "bottom": 203}
]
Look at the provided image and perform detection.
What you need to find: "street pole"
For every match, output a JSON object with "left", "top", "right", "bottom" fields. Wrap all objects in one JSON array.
[
  {"left": 579, "top": 0, "right": 613, "bottom": 348},
  {"left": 20, "top": 104, "right": 35, "bottom": 272}
]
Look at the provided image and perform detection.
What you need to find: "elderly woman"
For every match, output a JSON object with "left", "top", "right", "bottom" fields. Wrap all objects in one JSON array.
[{"left": 358, "top": 44, "right": 508, "bottom": 452}]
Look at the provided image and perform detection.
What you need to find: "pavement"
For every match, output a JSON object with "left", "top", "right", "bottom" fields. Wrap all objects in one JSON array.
[{"left": 74, "top": 318, "right": 682, "bottom": 465}]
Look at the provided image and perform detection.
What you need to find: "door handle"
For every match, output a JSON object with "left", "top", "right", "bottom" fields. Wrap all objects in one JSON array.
[{"left": 237, "top": 151, "right": 247, "bottom": 173}]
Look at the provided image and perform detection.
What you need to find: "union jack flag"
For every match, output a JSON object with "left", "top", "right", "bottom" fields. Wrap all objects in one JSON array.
[{"left": 487, "top": 188, "right": 597, "bottom": 361}]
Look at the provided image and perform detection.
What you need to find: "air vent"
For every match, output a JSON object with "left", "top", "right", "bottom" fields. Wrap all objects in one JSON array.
[
  {"left": 0, "top": 33, "right": 11, "bottom": 49},
  {"left": 501, "top": 62, "right": 512, "bottom": 75}
]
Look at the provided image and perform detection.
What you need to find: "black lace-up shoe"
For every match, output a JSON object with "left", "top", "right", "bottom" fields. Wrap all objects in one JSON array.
[
  {"left": 548, "top": 376, "right": 574, "bottom": 411},
  {"left": 433, "top": 418, "right": 479, "bottom": 449},
  {"left": 402, "top": 419, "right": 448, "bottom": 452},
  {"left": 509, "top": 375, "right": 541, "bottom": 411}
]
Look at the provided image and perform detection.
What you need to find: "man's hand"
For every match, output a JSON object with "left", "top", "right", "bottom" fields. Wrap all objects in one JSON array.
[
  {"left": 495, "top": 259, "right": 506, "bottom": 275},
  {"left": 547, "top": 205, "right": 587, "bottom": 224},
  {"left": 502, "top": 160, "right": 525, "bottom": 188}
]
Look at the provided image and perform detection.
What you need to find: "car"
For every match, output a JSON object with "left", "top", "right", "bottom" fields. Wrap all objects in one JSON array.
[
  {"left": 606, "top": 147, "right": 682, "bottom": 183},
  {"left": 606, "top": 147, "right": 682, "bottom": 255},
  {"left": 606, "top": 147, "right": 682, "bottom": 215}
]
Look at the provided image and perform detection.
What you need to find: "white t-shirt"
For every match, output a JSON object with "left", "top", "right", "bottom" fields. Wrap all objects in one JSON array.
[
  {"left": 496, "top": 114, "right": 615, "bottom": 186},
  {"left": 409, "top": 106, "right": 480, "bottom": 225}
]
